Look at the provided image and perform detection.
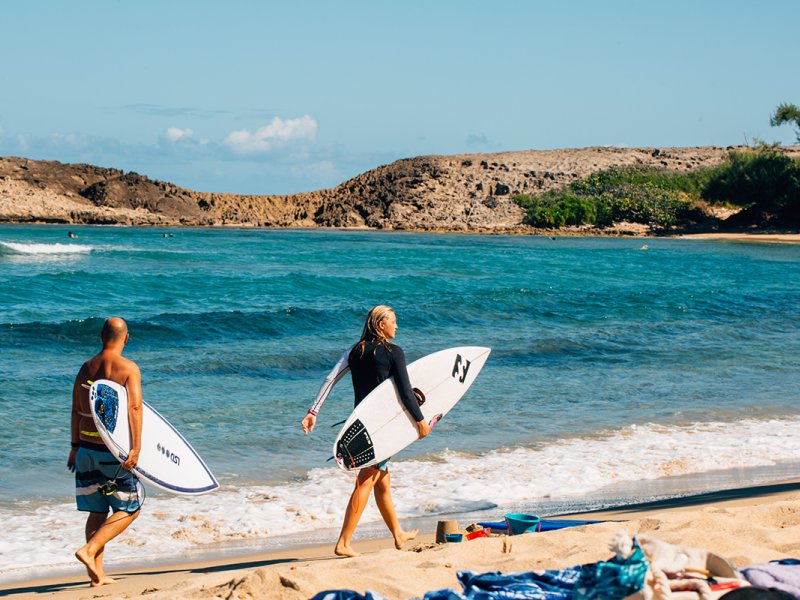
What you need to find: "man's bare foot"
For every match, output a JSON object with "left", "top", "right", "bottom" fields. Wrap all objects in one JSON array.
[
  {"left": 90, "top": 576, "right": 116, "bottom": 587},
  {"left": 334, "top": 542, "right": 360, "bottom": 558},
  {"left": 394, "top": 528, "right": 418, "bottom": 550},
  {"left": 75, "top": 546, "right": 100, "bottom": 584}
]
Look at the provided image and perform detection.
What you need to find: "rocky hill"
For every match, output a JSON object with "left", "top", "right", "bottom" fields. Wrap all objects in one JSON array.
[{"left": 2, "top": 146, "right": 799, "bottom": 231}]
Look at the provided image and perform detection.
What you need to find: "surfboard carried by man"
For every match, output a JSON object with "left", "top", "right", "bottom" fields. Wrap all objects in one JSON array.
[{"left": 68, "top": 317, "right": 143, "bottom": 587}]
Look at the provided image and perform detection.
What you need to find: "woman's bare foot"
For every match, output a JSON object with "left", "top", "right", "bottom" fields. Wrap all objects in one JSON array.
[
  {"left": 334, "top": 542, "right": 360, "bottom": 558},
  {"left": 394, "top": 528, "right": 418, "bottom": 550},
  {"left": 90, "top": 576, "right": 116, "bottom": 587}
]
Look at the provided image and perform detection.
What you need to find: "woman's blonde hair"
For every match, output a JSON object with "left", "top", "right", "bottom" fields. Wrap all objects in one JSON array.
[{"left": 354, "top": 305, "right": 394, "bottom": 356}]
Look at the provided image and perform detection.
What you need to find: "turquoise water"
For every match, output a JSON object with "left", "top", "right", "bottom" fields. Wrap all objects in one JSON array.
[{"left": 1, "top": 224, "right": 799, "bottom": 578}]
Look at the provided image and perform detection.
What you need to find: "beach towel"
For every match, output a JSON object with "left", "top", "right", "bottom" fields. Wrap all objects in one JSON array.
[
  {"left": 422, "top": 566, "right": 581, "bottom": 599},
  {"left": 573, "top": 540, "right": 650, "bottom": 599},
  {"left": 309, "top": 591, "right": 389, "bottom": 600},
  {"left": 741, "top": 562, "right": 800, "bottom": 598}
]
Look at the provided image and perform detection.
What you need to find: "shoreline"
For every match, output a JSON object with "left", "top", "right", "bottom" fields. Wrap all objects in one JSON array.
[
  {"left": 2, "top": 222, "right": 799, "bottom": 244},
  {"left": 4, "top": 478, "right": 800, "bottom": 599}
]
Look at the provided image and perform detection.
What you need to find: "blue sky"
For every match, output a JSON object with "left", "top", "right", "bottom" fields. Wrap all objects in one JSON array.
[{"left": 1, "top": 1, "right": 798, "bottom": 194}]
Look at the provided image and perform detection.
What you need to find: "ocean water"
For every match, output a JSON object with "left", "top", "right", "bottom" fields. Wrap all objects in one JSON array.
[{"left": 1, "top": 224, "right": 799, "bottom": 582}]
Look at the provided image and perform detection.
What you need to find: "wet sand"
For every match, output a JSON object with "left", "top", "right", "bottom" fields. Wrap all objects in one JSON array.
[{"left": 681, "top": 233, "right": 800, "bottom": 244}]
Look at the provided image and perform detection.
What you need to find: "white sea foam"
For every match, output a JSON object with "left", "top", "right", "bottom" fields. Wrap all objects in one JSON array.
[
  {"left": 0, "top": 242, "right": 94, "bottom": 255},
  {"left": 2, "top": 416, "right": 800, "bottom": 583}
]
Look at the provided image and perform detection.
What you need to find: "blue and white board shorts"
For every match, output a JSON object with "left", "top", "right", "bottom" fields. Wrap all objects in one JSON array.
[{"left": 75, "top": 441, "right": 143, "bottom": 514}]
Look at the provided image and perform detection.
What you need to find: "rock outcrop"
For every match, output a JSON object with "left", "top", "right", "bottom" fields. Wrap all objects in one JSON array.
[{"left": 2, "top": 146, "right": 799, "bottom": 231}]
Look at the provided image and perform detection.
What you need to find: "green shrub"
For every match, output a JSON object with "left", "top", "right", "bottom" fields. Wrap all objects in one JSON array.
[
  {"left": 702, "top": 149, "right": 800, "bottom": 210},
  {"left": 516, "top": 193, "right": 598, "bottom": 227},
  {"left": 514, "top": 168, "right": 694, "bottom": 228},
  {"left": 596, "top": 185, "right": 692, "bottom": 227},
  {"left": 571, "top": 166, "right": 712, "bottom": 198}
]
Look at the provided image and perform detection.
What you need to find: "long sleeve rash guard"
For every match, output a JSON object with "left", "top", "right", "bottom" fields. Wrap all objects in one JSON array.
[{"left": 308, "top": 341, "right": 424, "bottom": 422}]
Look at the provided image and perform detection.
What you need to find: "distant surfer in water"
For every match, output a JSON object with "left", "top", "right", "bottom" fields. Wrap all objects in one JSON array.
[
  {"left": 68, "top": 317, "right": 143, "bottom": 587},
  {"left": 302, "top": 305, "right": 430, "bottom": 557}
]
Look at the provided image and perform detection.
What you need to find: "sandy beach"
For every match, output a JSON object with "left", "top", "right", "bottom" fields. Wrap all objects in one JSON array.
[
  {"left": 681, "top": 233, "right": 800, "bottom": 244},
  {"left": 3, "top": 480, "right": 799, "bottom": 600}
]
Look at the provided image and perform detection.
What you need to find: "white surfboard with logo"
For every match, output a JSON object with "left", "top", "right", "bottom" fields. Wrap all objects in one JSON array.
[
  {"left": 89, "top": 379, "right": 219, "bottom": 495},
  {"left": 333, "top": 346, "right": 491, "bottom": 471}
]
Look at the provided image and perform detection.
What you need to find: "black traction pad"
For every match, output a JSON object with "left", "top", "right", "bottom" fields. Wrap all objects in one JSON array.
[{"left": 336, "top": 419, "right": 375, "bottom": 468}]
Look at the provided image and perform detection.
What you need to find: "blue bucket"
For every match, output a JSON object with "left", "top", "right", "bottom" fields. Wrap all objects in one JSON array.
[
  {"left": 504, "top": 513, "right": 540, "bottom": 535},
  {"left": 444, "top": 533, "right": 463, "bottom": 543}
]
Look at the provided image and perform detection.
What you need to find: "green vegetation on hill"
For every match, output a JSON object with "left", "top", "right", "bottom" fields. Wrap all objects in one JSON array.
[
  {"left": 703, "top": 149, "right": 800, "bottom": 209},
  {"left": 514, "top": 165, "right": 711, "bottom": 228},
  {"left": 704, "top": 149, "right": 800, "bottom": 227},
  {"left": 514, "top": 148, "right": 800, "bottom": 229}
]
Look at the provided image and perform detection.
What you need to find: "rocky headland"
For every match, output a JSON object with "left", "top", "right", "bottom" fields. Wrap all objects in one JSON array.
[{"left": 2, "top": 146, "right": 799, "bottom": 232}]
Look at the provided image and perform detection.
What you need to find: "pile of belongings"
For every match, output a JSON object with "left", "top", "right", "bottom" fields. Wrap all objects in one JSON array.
[{"left": 311, "top": 532, "right": 800, "bottom": 599}]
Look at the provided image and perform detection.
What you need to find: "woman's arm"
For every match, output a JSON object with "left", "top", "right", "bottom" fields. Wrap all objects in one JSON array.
[
  {"left": 390, "top": 346, "right": 425, "bottom": 423},
  {"left": 302, "top": 345, "right": 353, "bottom": 434}
]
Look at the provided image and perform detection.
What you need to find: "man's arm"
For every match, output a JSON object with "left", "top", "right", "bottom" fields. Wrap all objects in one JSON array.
[
  {"left": 122, "top": 364, "right": 143, "bottom": 470},
  {"left": 67, "top": 366, "right": 85, "bottom": 471}
]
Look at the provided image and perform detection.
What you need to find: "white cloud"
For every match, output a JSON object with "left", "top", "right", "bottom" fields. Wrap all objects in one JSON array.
[
  {"left": 164, "top": 126, "right": 194, "bottom": 142},
  {"left": 224, "top": 115, "right": 317, "bottom": 155}
]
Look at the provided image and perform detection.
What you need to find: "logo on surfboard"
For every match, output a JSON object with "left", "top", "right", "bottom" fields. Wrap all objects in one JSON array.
[
  {"left": 452, "top": 353, "right": 471, "bottom": 383},
  {"left": 157, "top": 442, "right": 181, "bottom": 466}
]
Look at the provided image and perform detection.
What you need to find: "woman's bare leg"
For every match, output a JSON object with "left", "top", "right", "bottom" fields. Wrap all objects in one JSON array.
[
  {"left": 335, "top": 468, "right": 379, "bottom": 557},
  {"left": 373, "top": 470, "right": 418, "bottom": 549}
]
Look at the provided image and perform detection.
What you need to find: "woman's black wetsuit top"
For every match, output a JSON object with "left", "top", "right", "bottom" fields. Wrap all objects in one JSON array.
[{"left": 348, "top": 340, "right": 425, "bottom": 422}]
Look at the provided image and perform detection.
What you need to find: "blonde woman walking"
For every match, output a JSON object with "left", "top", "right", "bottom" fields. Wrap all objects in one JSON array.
[{"left": 301, "top": 306, "right": 430, "bottom": 557}]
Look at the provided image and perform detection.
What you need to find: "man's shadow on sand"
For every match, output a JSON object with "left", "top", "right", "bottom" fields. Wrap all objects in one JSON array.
[{"left": 0, "top": 555, "right": 331, "bottom": 597}]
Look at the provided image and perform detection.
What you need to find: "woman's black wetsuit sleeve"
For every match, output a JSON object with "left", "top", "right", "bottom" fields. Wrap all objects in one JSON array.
[{"left": 390, "top": 346, "right": 425, "bottom": 422}]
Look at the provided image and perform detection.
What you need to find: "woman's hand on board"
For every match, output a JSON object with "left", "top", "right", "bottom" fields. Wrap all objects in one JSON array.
[{"left": 416, "top": 419, "right": 431, "bottom": 439}]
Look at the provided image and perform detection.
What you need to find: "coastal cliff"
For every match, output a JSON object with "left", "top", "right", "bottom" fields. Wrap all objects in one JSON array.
[{"left": 2, "top": 146, "right": 798, "bottom": 231}]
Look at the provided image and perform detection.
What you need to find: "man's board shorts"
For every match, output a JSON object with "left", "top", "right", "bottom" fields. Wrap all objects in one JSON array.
[{"left": 75, "top": 441, "right": 143, "bottom": 513}]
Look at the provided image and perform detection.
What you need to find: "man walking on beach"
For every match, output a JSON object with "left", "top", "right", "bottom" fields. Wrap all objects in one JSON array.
[{"left": 67, "top": 317, "right": 143, "bottom": 587}]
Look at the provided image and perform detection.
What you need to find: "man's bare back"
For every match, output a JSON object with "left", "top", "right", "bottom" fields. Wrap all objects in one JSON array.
[
  {"left": 71, "top": 318, "right": 142, "bottom": 470},
  {"left": 74, "top": 351, "right": 140, "bottom": 450}
]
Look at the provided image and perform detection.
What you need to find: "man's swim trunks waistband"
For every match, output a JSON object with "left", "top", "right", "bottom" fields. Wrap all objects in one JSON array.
[{"left": 79, "top": 440, "right": 110, "bottom": 452}]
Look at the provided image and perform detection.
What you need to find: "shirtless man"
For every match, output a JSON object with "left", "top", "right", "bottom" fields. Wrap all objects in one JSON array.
[{"left": 67, "top": 317, "right": 143, "bottom": 587}]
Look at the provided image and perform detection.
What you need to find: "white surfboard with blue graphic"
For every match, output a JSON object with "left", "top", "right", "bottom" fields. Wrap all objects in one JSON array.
[{"left": 89, "top": 379, "right": 218, "bottom": 495}]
